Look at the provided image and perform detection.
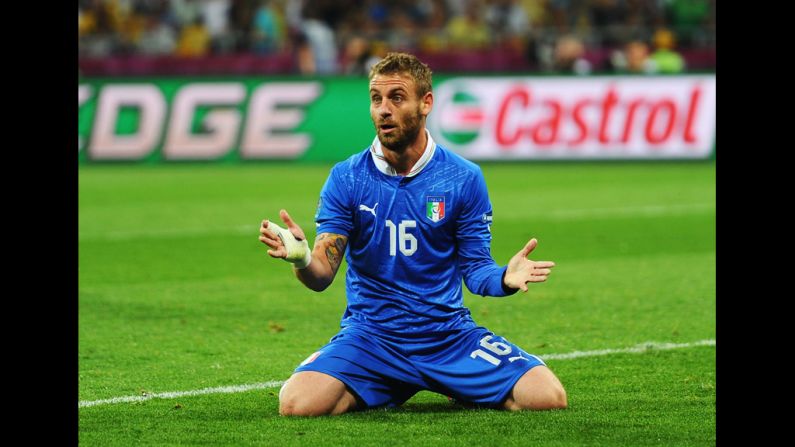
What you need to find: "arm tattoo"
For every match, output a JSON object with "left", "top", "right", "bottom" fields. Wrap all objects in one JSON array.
[{"left": 316, "top": 233, "right": 348, "bottom": 274}]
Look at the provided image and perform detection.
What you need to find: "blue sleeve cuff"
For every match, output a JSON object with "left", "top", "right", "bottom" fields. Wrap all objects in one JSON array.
[
  {"left": 315, "top": 224, "right": 350, "bottom": 237},
  {"left": 500, "top": 266, "right": 519, "bottom": 296}
]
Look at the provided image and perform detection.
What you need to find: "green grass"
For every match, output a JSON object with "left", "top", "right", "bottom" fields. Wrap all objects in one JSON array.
[{"left": 79, "top": 161, "right": 715, "bottom": 446}]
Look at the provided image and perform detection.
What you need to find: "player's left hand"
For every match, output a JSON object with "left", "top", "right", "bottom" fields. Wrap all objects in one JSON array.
[{"left": 503, "top": 238, "right": 555, "bottom": 292}]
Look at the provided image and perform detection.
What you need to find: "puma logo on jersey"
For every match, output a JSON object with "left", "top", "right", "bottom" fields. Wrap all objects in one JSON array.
[{"left": 359, "top": 203, "right": 378, "bottom": 217}]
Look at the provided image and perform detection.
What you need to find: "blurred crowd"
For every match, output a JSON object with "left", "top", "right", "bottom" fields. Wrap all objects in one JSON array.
[{"left": 78, "top": 0, "right": 715, "bottom": 74}]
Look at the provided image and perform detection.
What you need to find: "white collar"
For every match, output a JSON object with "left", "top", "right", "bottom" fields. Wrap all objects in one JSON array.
[{"left": 370, "top": 129, "right": 436, "bottom": 177}]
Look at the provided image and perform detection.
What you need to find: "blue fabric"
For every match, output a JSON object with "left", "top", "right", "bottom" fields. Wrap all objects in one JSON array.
[
  {"left": 295, "top": 325, "right": 545, "bottom": 408},
  {"left": 315, "top": 144, "right": 515, "bottom": 335}
]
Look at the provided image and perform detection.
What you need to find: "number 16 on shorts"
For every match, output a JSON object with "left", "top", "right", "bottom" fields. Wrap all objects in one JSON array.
[{"left": 470, "top": 335, "right": 538, "bottom": 366}]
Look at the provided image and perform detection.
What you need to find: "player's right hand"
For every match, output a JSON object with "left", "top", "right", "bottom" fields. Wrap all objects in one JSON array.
[{"left": 259, "top": 209, "right": 312, "bottom": 268}]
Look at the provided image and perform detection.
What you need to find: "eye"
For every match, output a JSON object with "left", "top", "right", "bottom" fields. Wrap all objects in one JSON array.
[
  {"left": 393, "top": 95, "right": 403, "bottom": 103},
  {"left": 371, "top": 95, "right": 381, "bottom": 104}
]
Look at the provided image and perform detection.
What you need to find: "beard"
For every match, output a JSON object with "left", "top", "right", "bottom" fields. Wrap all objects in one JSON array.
[{"left": 375, "top": 107, "right": 423, "bottom": 153}]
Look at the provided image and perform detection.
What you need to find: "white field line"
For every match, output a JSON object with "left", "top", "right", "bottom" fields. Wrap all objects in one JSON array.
[
  {"left": 78, "top": 203, "right": 713, "bottom": 241},
  {"left": 79, "top": 339, "right": 715, "bottom": 409},
  {"left": 541, "top": 339, "right": 715, "bottom": 360},
  {"left": 78, "top": 380, "right": 285, "bottom": 408}
]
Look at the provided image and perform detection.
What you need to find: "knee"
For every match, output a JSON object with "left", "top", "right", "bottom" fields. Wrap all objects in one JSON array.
[
  {"left": 545, "top": 383, "right": 568, "bottom": 410},
  {"left": 528, "top": 381, "right": 567, "bottom": 410},
  {"left": 278, "top": 381, "right": 323, "bottom": 416},
  {"left": 277, "top": 372, "right": 357, "bottom": 416},
  {"left": 506, "top": 368, "right": 569, "bottom": 411},
  {"left": 279, "top": 391, "right": 332, "bottom": 417},
  {"left": 509, "top": 383, "right": 567, "bottom": 411}
]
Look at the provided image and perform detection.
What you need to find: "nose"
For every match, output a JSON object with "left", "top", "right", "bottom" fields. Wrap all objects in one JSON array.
[{"left": 376, "top": 101, "right": 392, "bottom": 119}]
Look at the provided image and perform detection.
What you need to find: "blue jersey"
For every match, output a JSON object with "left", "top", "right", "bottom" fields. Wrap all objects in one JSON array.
[{"left": 315, "top": 132, "right": 514, "bottom": 335}]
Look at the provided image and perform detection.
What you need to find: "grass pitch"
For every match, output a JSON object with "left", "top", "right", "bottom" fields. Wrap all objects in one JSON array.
[{"left": 79, "top": 161, "right": 715, "bottom": 446}]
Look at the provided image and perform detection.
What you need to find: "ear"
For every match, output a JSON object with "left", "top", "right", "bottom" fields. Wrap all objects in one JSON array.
[{"left": 420, "top": 91, "right": 434, "bottom": 117}]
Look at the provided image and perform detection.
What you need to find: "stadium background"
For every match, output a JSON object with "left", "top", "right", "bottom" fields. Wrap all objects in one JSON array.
[{"left": 79, "top": 1, "right": 715, "bottom": 445}]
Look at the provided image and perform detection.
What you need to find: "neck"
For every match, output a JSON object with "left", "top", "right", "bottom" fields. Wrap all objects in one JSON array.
[{"left": 382, "top": 128, "right": 428, "bottom": 176}]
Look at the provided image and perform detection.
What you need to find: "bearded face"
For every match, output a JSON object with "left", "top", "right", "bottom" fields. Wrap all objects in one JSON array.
[
  {"left": 374, "top": 104, "right": 423, "bottom": 153},
  {"left": 369, "top": 74, "right": 429, "bottom": 153}
]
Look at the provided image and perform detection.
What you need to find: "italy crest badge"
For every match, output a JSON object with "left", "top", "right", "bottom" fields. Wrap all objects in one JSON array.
[{"left": 426, "top": 196, "right": 445, "bottom": 222}]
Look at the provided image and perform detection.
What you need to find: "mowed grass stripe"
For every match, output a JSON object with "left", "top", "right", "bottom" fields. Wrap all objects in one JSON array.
[{"left": 77, "top": 202, "right": 714, "bottom": 241}]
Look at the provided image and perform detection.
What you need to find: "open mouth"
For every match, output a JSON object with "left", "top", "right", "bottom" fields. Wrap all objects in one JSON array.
[{"left": 380, "top": 123, "right": 397, "bottom": 133}]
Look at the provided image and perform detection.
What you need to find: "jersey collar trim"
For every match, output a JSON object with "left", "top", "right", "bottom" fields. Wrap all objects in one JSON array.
[{"left": 370, "top": 129, "right": 436, "bottom": 177}]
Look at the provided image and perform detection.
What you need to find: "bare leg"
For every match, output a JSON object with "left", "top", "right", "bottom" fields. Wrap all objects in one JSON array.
[
  {"left": 502, "top": 366, "right": 567, "bottom": 411},
  {"left": 279, "top": 371, "right": 359, "bottom": 416}
]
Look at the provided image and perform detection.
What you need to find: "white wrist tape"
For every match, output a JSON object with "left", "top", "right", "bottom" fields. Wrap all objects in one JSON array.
[{"left": 267, "top": 221, "right": 312, "bottom": 269}]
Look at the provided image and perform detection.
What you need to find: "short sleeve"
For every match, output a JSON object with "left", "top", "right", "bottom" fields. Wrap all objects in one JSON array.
[{"left": 315, "top": 164, "right": 354, "bottom": 237}]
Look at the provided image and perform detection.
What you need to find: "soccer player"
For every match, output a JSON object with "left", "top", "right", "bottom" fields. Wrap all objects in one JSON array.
[{"left": 259, "top": 52, "right": 567, "bottom": 416}]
